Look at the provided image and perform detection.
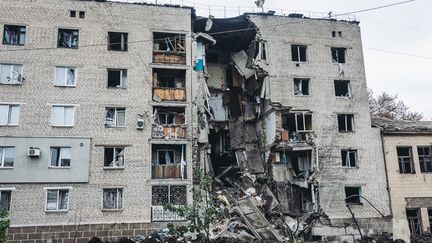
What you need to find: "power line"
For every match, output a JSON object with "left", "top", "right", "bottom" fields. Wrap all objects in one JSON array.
[
  {"left": 364, "top": 47, "right": 432, "bottom": 60},
  {"left": 336, "top": 0, "right": 416, "bottom": 16}
]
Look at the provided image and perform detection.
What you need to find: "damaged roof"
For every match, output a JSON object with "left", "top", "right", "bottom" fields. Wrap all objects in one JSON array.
[
  {"left": 372, "top": 117, "right": 432, "bottom": 134},
  {"left": 72, "top": 0, "right": 194, "bottom": 11}
]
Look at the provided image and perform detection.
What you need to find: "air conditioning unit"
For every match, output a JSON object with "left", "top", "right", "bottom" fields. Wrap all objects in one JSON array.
[
  {"left": 136, "top": 119, "right": 144, "bottom": 130},
  {"left": 28, "top": 147, "right": 41, "bottom": 157}
]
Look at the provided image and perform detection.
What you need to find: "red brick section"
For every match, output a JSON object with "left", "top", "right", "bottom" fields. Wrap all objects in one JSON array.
[{"left": 6, "top": 222, "right": 157, "bottom": 243}]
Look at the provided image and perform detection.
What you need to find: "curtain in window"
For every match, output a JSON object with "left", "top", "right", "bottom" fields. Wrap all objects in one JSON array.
[
  {"left": 46, "top": 190, "right": 58, "bottom": 210},
  {"left": 0, "top": 191, "right": 11, "bottom": 210},
  {"left": 0, "top": 105, "right": 9, "bottom": 125},
  {"left": 115, "top": 148, "right": 124, "bottom": 167},
  {"left": 60, "top": 148, "right": 71, "bottom": 166},
  {"left": 116, "top": 109, "right": 125, "bottom": 126},
  {"left": 3, "top": 147, "right": 15, "bottom": 167},
  {"left": 59, "top": 190, "right": 69, "bottom": 210},
  {"left": 66, "top": 69, "right": 75, "bottom": 85}
]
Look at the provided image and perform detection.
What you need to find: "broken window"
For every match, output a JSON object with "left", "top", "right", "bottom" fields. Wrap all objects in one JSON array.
[
  {"left": 104, "top": 147, "right": 125, "bottom": 168},
  {"left": 46, "top": 189, "right": 69, "bottom": 211},
  {"left": 152, "top": 107, "right": 186, "bottom": 139},
  {"left": 108, "top": 32, "right": 128, "bottom": 51},
  {"left": 153, "top": 32, "right": 185, "bottom": 53},
  {"left": 152, "top": 185, "right": 186, "bottom": 221},
  {"left": 0, "top": 104, "right": 20, "bottom": 126},
  {"left": 338, "top": 31, "right": 343, "bottom": 37},
  {"left": 57, "top": 29, "right": 79, "bottom": 48},
  {"left": 397, "top": 147, "right": 415, "bottom": 174},
  {"left": 0, "top": 63, "right": 23, "bottom": 84},
  {"left": 332, "top": 31, "right": 336, "bottom": 37},
  {"left": 345, "top": 186, "right": 361, "bottom": 204},
  {"left": 334, "top": 80, "right": 351, "bottom": 97},
  {"left": 102, "top": 188, "right": 123, "bottom": 210},
  {"left": 291, "top": 45, "right": 307, "bottom": 62},
  {"left": 3, "top": 25, "right": 26, "bottom": 45},
  {"left": 283, "top": 112, "right": 313, "bottom": 132},
  {"left": 107, "top": 69, "right": 127, "bottom": 88},
  {"left": 428, "top": 208, "right": 432, "bottom": 232},
  {"left": 294, "top": 78, "right": 310, "bottom": 95},
  {"left": 407, "top": 208, "right": 422, "bottom": 235},
  {"left": 69, "top": 11, "right": 76, "bottom": 17},
  {"left": 341, "top": 149, "right": 357, "bottom": 167},
  {"left": 331, "top": 47, "right": 346, "bottom": 63},
  {"left": 255, "top": 41, "right": 267, "bottom": 61},
  {"left": 51, "top": 106, "right": 75, "bottom": 126},
  {"left": 55, "top": 67, "right": 76, "bottom": 86},
  {"left": 105, "top": 107, "right": 126, "bottom": 127},
  {"left": 79, "top": 11, "right": 85, "bottom": 18},
  {"left": 337, "top": 114, "right": 354, "bottom": 132},
  {"left": 153, "top": 69, "right": 186, "bottom": 101},
  {"left": 418, "top": 146, "right": 432, "bottom": 173},
  {"left": 50, "top": 147, "right": 71, "bottom": 167},
  {"left": 0, "top": 147, "right": 14, "bottom": 168},
  {"left": 0, "top": 190, "right": 12, "bottom": 211},
  {"left": 152, "top": 145, "right": 186, "bottom": 179}
]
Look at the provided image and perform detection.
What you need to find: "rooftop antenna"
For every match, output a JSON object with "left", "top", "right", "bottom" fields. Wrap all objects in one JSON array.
[{"left": 255, "top": 0, "right": 265, "bottom": 12}]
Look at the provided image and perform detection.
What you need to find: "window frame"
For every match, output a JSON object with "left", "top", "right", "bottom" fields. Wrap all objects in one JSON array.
[
  {"left": 156, "top": 149, "right": 176, "bottom": 165},
  {"left": 337, "top": 114, "right": 355, "bottom": 132},
  {"left": 51, "top": 105, "right": 75, "bottom": 127},
  {"left": 151, "top": 185, "right": 187, "bottom": 221},
  {"left": 334, "top": 80, "right": 351, "bottom": 98},
  {"left": 341, "top": 149, "right": 358, "bottom": 168},
  {"left": 295, "top": 113, "right": 313, "bottom": 132},
  {"left": 103, "top": 147, "right": 125, "bottom": 168},
  {"left": 54, "top": 66, "right": 77, "bottom": 87},
  {"left": 0, "top": 104, "right": 20, "bottom": 126},
  {"left": 331, "top": 47, "right": 347, "bottom": 64},
  {"left": 291, "top": 45, "right": 307, "bottom": 62},
  {"left": 407, "top": 208, "right": 422, "bottom": 235},
  {"left": 417, "top": 146, "right": 432, "bottom": 173},
  {"left": 0, "top": 189, "right": 13, "bottom": 211},
  {"left": 57, "top": 28, "right": 79, "bottom": 49},
  {"left": 293, "top": 78, "right": 310, "bottom": 96},
  {"left": 344, "top": 186, "right": 362, "bottom": 205},
  {"left": 107, "top": 32, "right": 128, "bottom": 52},
  {"left": 102, "top": 188, "right": 124, "bottom": 211},
  {"left": 49, "top": 147, "right": 72, "bottom": 168},
  {"left": 45, "top": 188, "right": 70, "bottom": 212},
  {"left": 105, "top": 107, "right": 126, "bottom": 128},
  {"left": 0, "top": 63, "right": 24, "bottom": 85},
  {"left": 2, "top": 25, "right": 26, "bottom": 46},
  {"left": 397, "top": 146, "right": 415, "bottom": 174},
  {"left": 107, "top": 69, "right": 127, "bottom": 89},
  {"left": 0, "top": 147, "right": 15, "bottom": 168}
]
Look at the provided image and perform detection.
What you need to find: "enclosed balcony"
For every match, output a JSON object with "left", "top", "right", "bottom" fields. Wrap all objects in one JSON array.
[
  {"left": 152, "top": 144, "right": 187, "bottom": 179},
  {"left": 153, "top": 32, "right": 186, "bottom": 65},
  {"left": 152, "top": 106, "right": 187, "bottom": 140},
  {"left": 152, "top": 69, "right": 186, "bottom": 102}
]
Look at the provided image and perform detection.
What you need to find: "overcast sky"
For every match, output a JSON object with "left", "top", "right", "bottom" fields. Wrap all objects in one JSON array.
[{"left": 122, "top": 0, "right": 432, "bottom": 119}]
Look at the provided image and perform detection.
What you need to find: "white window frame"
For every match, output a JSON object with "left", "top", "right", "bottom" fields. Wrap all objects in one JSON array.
[
  {"left": 331, "top": 47, "right": 347, "bottom": 64},
  {"left": 0, "top": 188, "right": 14, "bottom": 212},
  {"left": 341, "top": 149, "right": 358, "bottom": 168},
  {"left": 338, "top": 114, "right": 355, "bottom": 132},
  {"left": 107, "top": 69, "right": 127, "bottom": 88},
  {"left": 295, "top": 113, "right": 313, "bottom": 132},
  {"left": 0, "top": 104, "right": 20, "bottom": 126},
  {"left": 103, "top": 147, "right": 125, "bottom": 168},
  {"left": 105, "top": 107, "right": 126, "bottom": 127},
  {"left": 291, "top": 45, "right": 307, "bottom": 63},
  {"left": 101, "top": 188, "right": 124, "bottom": 211},
  {"left": 44, "top": 187, "right": 71, "bottom": 212},
  {"left": 294, "top": 78, "right": 310, "bottom": 96},
  {"left": 0, "top": 147, "right": 15, "bottom": 168},
  {"left": 0, "top": 63, "right": 23, "bottom": 84},
  {"left": 49, "top": 147, "right": 71, "bottom": 168},
  {"left": 51, "top": 105, "right": 75, "bottom": 127},
  {"left": 54, "top": 66, "right": 77, "bottom": 87}
]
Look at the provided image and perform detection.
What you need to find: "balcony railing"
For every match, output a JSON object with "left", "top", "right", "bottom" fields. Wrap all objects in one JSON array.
[
  {"left": 151, "top": 205, "right": 186, "bottom": 221},
  {"left": 152, "top": 124, "right": 187, "bottom": 140},
  {"left": 153, "top": 87, "right": 186, "bottom": 101},
  {"left": 153, "top": 51, "right": 186, "bottom": 65},
  {"left": 152, "top": 164, "right": 187, "bottom": 179}
]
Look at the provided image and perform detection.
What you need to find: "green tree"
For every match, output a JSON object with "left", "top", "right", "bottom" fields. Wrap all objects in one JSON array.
[{"left": 0, "top": 209, "right": 10, "bottom": 243}]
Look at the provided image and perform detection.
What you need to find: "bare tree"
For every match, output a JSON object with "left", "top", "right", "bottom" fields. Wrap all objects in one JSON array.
[{"left": 368, "top": 89, "right": 423, "bottom": 121}]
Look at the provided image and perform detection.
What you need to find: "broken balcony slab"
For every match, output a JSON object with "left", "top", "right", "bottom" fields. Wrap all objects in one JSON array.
[{"left": 231, "top": 51, "right": 255, "bottom": 79}]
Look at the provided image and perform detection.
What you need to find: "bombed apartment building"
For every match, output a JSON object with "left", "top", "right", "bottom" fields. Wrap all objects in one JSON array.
[
  {"left": 0, "top": 0, "right": 197, "bottom": 242},
  {"left": 194, "top": 13, "right": 392, "bottom": 241}
]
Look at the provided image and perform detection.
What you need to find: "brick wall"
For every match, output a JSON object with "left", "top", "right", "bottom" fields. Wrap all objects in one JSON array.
[{"left": 7, "top": 222, "right": 165, "bottom": 243}]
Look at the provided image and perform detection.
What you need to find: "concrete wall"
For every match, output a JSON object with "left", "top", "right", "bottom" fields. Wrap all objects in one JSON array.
[
  {"left": 0, "top": 0, "right": 194, "bottom": 227},
  {"left": 0, "top": 136, "right": 91, "bottom": 183},
  {"left": 248, "top": 14, "right": 391, "bottom": 226},
  {"left": 383, "top": 134, "right": 432, "bottom": 242}
]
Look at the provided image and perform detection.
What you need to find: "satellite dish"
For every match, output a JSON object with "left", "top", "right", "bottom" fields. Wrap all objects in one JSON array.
[{"left": 255, "top": 0, "right": 265, "bottom": 8}]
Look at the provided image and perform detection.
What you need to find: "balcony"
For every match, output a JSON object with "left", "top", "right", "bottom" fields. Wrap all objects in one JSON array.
[
  {"left": 153, "top": 69, "right": 186, "bottom": 102},
  {"left": 152, "top": 144, "right": 187, "bottom": 179},
  {"left": 153, "top": 32, "right": 186, "bottom": 65},
  {"left": 152, "top": 106, "right": 186, "bottom": 140},
  {"left": 152, "top": 124, "right": 187, "bottom": 140}
]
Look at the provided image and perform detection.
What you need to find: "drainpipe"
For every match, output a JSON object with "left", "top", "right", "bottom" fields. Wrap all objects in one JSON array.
[{"left": 380, "top": 130, "right": 393, "bottom": 217}]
